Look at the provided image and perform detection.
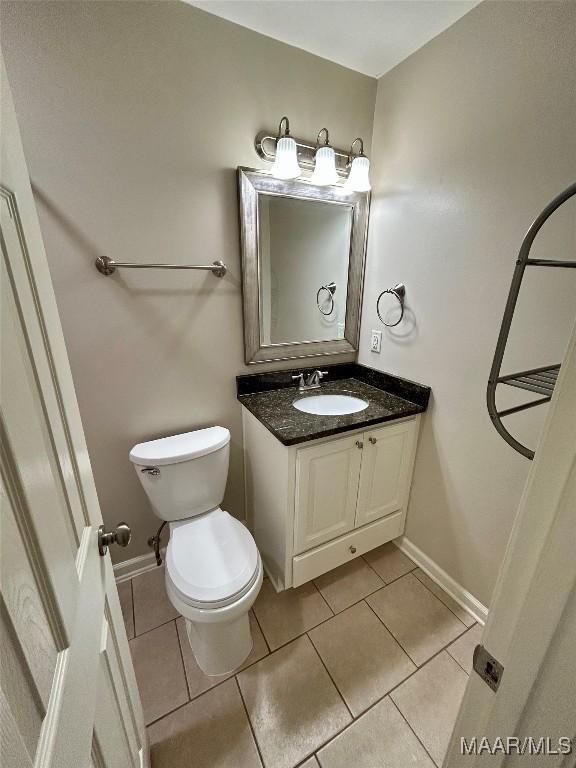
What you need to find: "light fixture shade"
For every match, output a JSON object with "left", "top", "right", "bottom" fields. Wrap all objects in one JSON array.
[
  {"left": 310, "top": 145, "right": 339, "bottom": 186},
  {"left": 345, "top": 155, "right": 371, "bottom": 192},
  {"left": 271, "top": 136, "right": 301, "bottom": 179}
]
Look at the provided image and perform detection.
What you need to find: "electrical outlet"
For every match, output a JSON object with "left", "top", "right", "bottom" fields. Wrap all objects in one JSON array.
[{"left": 370, "top": 330, "right": 382, "bottom": 353}]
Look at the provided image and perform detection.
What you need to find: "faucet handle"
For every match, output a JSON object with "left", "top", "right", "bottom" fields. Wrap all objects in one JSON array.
[
  {"left": 292, "top": 373, "right": 305, "bottom": 387},
  {"left": 317, "top": 370, "right": 328, "bottom": 379}
]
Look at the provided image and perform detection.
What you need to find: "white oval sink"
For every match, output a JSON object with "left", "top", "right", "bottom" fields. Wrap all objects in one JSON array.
[{"left": 293, "top": 394, "right": 369, "bottom": 416}]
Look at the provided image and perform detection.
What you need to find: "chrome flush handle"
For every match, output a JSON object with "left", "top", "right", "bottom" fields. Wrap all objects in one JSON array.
[{"left": 141, "top": 466, "right": 160, "bottom": 476}]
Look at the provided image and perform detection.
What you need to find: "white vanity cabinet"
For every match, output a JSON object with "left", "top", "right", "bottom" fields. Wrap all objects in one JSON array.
[
  {"left": 294, "top": 433, "right": 363, "bottom": 554},
  {"left": 242, "top": 408, "right": 420, "bottom": 591}
]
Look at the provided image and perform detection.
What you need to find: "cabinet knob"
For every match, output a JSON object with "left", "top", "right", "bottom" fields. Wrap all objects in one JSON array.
[
  {"left": 355, "top": 440, "right": 363, "bottom": 449},
  {"left": 349, "top": 545, "right": 357, "bottom": 554},
  {"left": 369, "top": 437, "right": 377, "bottom": 445}
]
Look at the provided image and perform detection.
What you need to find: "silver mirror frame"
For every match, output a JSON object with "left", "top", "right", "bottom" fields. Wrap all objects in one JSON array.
[{"left": 238, "top": 167, "right": 370, "bottom": 365}]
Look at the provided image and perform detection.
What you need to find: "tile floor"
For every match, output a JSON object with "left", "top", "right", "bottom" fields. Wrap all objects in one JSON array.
[{"left": 119, "top": 542, "right": 481, "bottom": 768}]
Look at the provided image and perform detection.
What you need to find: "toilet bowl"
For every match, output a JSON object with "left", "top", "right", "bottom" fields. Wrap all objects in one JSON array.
[{"left": 130, "top": 426, "right": 263, "bottom": 675}]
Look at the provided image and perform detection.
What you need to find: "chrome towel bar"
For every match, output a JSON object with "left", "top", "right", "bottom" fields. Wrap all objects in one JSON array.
[{"left": 95, "top": 255, "right": 227, "bottom": 277}]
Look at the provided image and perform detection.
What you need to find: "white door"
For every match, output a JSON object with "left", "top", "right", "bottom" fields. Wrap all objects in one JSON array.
[
  {"left": 294, "top": 434, "right": 363, "bottom": 554},
  {"left": 1, "top": 59, "right": 149, "bottom": 768},
  {"left": 444, "top": 320, "right": 576, "bottom": 767},
  {"left": 355, "top": 418, "right": 418, "bottom": 527}
]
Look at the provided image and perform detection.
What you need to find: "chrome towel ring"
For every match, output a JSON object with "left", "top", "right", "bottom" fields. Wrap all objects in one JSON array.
[
  {"left": 376, "top": 283, "right": 406, "bottom": 327},
  {"left": 316, "top": 282, "right": 336, "bottom": 316}
]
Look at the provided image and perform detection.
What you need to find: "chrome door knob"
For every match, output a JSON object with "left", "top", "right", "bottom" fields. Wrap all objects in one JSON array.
[
  {"left": 369, "top": 437, "right": 377, "bottom": 445},
  {"left": 355, "top": 440, "right": 363, "bottom": 449},
  {"left": 98, "top": 522, "right": 132, "bottom": 556}
]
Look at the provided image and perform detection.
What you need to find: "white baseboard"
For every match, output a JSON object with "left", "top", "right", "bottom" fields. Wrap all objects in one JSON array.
[
  {"left": 114, "top": 549, "right": 166, "bottom": 583},
  {"left": 396, "top": 535, "right": 488, "bottom": 625}
]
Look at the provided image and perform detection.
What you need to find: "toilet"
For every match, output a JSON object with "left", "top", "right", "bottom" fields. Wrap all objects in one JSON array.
[{"left": 130, "top": 426, "right": 263, "bottom": 675}]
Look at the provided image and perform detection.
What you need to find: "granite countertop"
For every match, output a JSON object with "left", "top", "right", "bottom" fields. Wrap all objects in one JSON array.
[{"left": 237, "top": 363, "right": 430, "bottom": 446}]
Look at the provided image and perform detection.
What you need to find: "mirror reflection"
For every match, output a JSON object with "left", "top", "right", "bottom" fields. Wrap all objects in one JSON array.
[{"left": 258, "top": 196, "right": 353, "bottom": 345}]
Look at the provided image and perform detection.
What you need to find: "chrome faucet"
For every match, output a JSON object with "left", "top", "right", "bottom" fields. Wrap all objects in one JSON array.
[{"left": 292, "top": 369, "right": 329, "bottom": 392}]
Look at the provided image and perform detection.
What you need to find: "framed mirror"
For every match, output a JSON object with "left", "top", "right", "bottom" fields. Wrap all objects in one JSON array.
[{"left": 238, "top": 167, "right": 370, "bottom": 364}]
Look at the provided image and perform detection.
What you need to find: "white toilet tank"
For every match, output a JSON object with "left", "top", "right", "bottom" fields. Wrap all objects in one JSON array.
[{"left": 130, "top": 427, "right": 230, "bottom": 522}]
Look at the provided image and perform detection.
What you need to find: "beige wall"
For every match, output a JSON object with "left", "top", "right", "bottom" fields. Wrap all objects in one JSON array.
[
  {"left": 1, "top": 1, "right": 376, "bottom": 562},
  {"left": 359, "top": 0, "right": 576, "bottom": 607},
  {"left": 4, "top": 0, "right": 574, "bottom": 601}
]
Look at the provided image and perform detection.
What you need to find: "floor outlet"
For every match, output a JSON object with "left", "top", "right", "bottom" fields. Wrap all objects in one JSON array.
[{"left": 370, "top": 330, "right": 382, "bottom": 353}]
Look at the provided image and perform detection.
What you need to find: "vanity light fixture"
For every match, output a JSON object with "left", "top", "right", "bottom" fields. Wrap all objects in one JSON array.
[
  {"left": 310, "top": 128, "right": 339, "bottom": 186},
  {"left": 255, "top": 121, "right": 370, "bottom": 185},
  {"left": 345, "top": 138, "right": 371, "bottom": 192},
  {"left": 270, "top": 116, "right": 301, "bottom": 180}
]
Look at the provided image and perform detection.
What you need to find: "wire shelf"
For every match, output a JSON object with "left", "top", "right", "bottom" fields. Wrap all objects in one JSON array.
[{"left": 487, "top": 181, "right": 576, "bottom": 460}]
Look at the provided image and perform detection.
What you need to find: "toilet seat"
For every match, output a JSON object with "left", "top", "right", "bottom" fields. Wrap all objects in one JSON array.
[{"left": 166, "top": 509, "right": 259, "bottom": 611}]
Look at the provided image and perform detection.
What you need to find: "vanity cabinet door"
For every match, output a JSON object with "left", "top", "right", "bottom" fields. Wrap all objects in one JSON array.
[
  {"left": 294, "top": 435, "right": 363, "bottom": 554},
  {"left": 355, "top": 419, "right": 417, "bottom": 527}
]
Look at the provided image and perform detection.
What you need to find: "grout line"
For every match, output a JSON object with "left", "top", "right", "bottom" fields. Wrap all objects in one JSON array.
[
  {"left": 306, "top": 632, "right": 354, "bottom": 720},
  {"left": 363, "top": 575, "right": 469, "bottom": 664},
  {"left": 318, "top": 582, "right": 384, "bottom": 615},
  {"left": 412, "top": 569, "right": 471, "bottom": 628},
  {"left": 141, "top": 565, "right": 472, "bottom": 754},
  {"left": 137, "top": 556, "right": 417, "bottom": 649},
  {"left": 293, "top": 751, "right": 321, "bottom": 768},
  {"left": 358, "top": 554, "right": 387, "bottom": 584},
  {"left": 294, "top": 755, "right": 321, "bottom": 768},
  {"left": 147, "top": 630, "right": 354, "bottom": 762},
  {"left": 358, "top": 548, "right": 420, "bottom": 586},
  {"left": 131, "top": 615, "right": 180, "bottom": 641},
  {"left": 235, "top": 676, "right": 266, "bottom": 768},
  {"left": 256, "top": 571, "right": 418, "bottom": 655},
  {"left": 252, "top": 622, "right": 470, "bottom": 763},
  {"left": 145, "top": 609, "right": 472, "bottom": 760},
  {"left": 144, "top": 675, "right": 230, "bottom": 729},
  {"left": 316, "top": 668, "right": 449, "bottom": 768},
  {"left": 143, "top": 629, "right": 278, "bottom": 730},
  {"left": 174, "top": 618, "right": 192, "bottom": 702},
  {"left": 445, "top": 638, "right": 474, "bottom": 677},
  {"left": 376, "top": 623, "right": 473, "bottom": 699},
  {"left": 311, "top": 580, "right": 336, "bottom": 616},
  {"left": 388, "top": 695, "right": 440, "bottom": 767},
  {"left": 446, "top": 653, "right": 472, "bottom": 677},
  {"left": 362, "top": 598, "right": 419, "bottom": 667},
  {"left": 360, "top": 556, "right": 420, "bottom": 595},
  {"left": 146, "top": 698, "right": 190, "bottom": 730},
  {"left": 251, "top": 609, "right": 271, "bottom": 654}
]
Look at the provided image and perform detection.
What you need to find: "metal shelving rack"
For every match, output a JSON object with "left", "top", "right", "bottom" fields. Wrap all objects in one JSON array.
[{"left": 487, "top": 181, "right": 576, "bottom": 459}]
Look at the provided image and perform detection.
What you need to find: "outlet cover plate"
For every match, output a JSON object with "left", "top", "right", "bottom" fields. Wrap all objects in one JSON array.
[{"left": 370, "top": 330, "right": 382, "bottom": 353}]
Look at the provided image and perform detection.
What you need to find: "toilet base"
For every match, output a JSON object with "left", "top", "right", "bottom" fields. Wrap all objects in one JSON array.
[
  {"left": 165, "top": 554, "right": 263, "bottom": 676},
  {"left": 185, "top": 612, "right": 253, "bottom": 675}
]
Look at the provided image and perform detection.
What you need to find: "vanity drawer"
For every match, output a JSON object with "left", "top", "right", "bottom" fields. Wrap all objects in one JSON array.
[{"left": 291, "top": 510, "right": 404, "bottom": 588}]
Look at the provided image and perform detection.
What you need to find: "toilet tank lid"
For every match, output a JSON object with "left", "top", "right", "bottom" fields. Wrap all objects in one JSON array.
[{"left": 129, "top": 426, "right": 230, "bottom": 466}]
